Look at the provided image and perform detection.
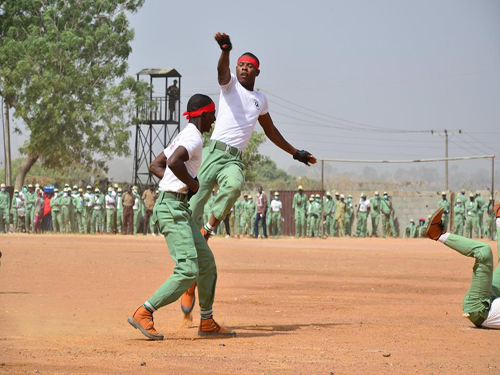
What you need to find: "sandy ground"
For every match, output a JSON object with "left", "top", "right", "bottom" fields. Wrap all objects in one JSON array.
[{"left": 0, "top": 233, "right": 499, "bottom": 375}]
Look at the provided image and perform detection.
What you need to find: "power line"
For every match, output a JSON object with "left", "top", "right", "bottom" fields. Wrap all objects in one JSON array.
[
  {"left": 262, "top": 88, "right": 431, "bottom": 134},
  {"left": 279, "top": 129, "right": 443, "bottom": 144},
  {"left": 462, "top": 132, "right": 500, "bottom": 155}
]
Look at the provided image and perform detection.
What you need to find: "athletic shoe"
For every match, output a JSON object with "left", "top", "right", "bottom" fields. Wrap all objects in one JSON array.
[
  {"left": 423, "top": 206, "right": 445, "bottom": 241},
  {"left": 495, "top": 202, "right": 500, "bottom": 218},
  {"left": 127, "top": 306, "right": 164, "bottom": 340},
  {"left": 180, "top": 282, "right": 197, "bottom": 314},
  {"left": 198, "top": 317, "right": 236, "bottom": 337}
]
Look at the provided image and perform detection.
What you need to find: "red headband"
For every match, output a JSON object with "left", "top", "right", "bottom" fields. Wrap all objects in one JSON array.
[
  {"left": 182, "top": 102, "right": 215, "bottom": 120},
  {"left": 237, "top": 56, "right": 259, "bottom": 70}
]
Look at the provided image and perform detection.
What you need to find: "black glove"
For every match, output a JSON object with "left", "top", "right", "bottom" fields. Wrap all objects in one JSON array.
[
  {"left": 293, "top": 150, "right": 313, "bottom": 165},
  {"left": 187, "top": 177, "right": 199, "bottom": 200},
  {"left": 217, "top": 34, "right": 232, "bottom": 51}
]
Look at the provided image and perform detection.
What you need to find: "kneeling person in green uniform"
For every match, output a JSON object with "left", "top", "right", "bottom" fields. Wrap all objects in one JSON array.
[
  {"left": 424, "top": 203, "right": 500, "bottom": 329},
  {"left": 128, "top": 94, "right": 235, "bottom": 339}
]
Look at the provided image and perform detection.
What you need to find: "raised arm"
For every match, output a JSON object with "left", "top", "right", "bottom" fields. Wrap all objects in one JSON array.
[
  {"left": 214, "top": 32, "right": 232, "bottom": 86},
  {"left": 258, "top": 113, "right": 317, "bottom": 166}
]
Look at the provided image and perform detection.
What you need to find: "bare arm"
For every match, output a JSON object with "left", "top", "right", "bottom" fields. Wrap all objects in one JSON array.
[
  {"left": 259, "top": 113, "right": 317, "bottom": 166},
  {"left": 149, "top": 152, "right": 167, "bottom": 180},
  {"left": 214, "top": 32, "right": 231, "bottom": 86},
  {"left": 258, "top": 113, "right": 297, "bottom": 155},
  {"left": 167, "top": 146, "right": 199, "bottom": 193}
]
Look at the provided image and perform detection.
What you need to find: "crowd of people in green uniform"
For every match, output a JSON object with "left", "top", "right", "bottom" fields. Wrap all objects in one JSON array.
[
  {"left": 0, "top": 182, "right": 496, "bottom": 240},
  {"left": 0, "top": 182, "right": 160, "bottom": 235}
]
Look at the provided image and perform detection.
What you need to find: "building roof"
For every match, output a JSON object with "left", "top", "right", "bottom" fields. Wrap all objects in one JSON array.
[{"left": 136, "top": 68, "right": 181, "bottom": 78}]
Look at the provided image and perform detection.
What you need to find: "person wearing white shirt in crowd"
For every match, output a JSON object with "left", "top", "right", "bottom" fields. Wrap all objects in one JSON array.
[
  {"left": 105, "top": 187, "right": 116, "bottom": 234},
  {"left": 270, "top": 191, "right": 283, "bottom": 237},
  {"left": 355, "top": 193, "right": 371, "bottom": 237}
]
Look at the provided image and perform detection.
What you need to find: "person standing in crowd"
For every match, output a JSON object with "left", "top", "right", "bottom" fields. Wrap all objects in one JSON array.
[
  {"left": 70, "top": 185, "right": 79, "bottom": 232},
  {"left": 380, "top": 192, "right": 394, "bottom": 238},
  {"left": 306, "top": 194, "right": 314, "bottom": 237},
  {"left": 344, "top": 194, "right": 354, "bottom": 236},
  {"left": 437, "top": 191, "right": 451, "bottom": 231},
  {"left": 131, "top": 186, "right": 142, "bottom": 235},
  {"left": 246, "top": 195, "right": 257, "bottom": 236},
  {"left": 270, "top": 191, "right": 282, "bottom": 237},
  {"left": 238, "top": 193, "right": 248, "bottom": 236},
  {"left": 34, "top": 189, "right": 44, "bottom": 233},
  {"left": 233, "top": 196, "right": 243, "bottom": 237},
  {"left": 50, "top": 188, "right": 62, "bottom": 232},
  {"left": 484, "top": 197, "right": 495, "bottom": 239},
  {"left": 292, "top": 185, "right": 307, "bottom": 238},
  {"left": 83, "top": 185, "right": 94, "bottom": 233},
  {"left": 91, "top": 188, "right": 104, "bottom": 234},
  {"left": 454, "top": 196, "right": 465, "bottom": 236},
  {"left": 370, "top": 191, "right": 381, "bottom": 237},
  {"left": 459, "top": 189, "right": 466, "bottom": 200},
  {"left": 73, "top": 188, "right": 85, "bottom": 233},
  {"left": 60, "top": 188, "right": 72, "bottom": 233},
  {"left": 355, "top": 193, "right": 370, "bottom": 237},
  {"left": 11, "top": 190, "right": 23, "bottom": 232},
  {"left": 116, "top": 187, "right": 124, "bottom": 233},
  {"left": 254, "top": 186, "right": 268, "bottom": 239},
  {"left": 417, "top": 218, "right": 427, "bottom": 238},
  {"left": 465, "top": 193, "right": 479, "bottom": 238},
  {"left": 105, "top": 187, "right": 116, "bottom": 234},
  {"left": 334, "top": 194, "right": 346, "bottom": 237},
  {"left": 322, "top": 191, "right": 335, "bottom": 238},
  {"left": 475, "top": 191, "right": 485, "bottom": 238},
  {"left": 24, "top": 184, "right": 36, "bottom": 233},
  {"left": 121, "top": 186, "right": 135, "bottom": 235},
  {"left": 142, "top": 182, "right": 157, "bottom": 236}
]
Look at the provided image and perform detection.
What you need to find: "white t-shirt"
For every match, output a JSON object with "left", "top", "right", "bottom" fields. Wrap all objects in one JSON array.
[
  {"left": 105, "top": 194, "right": 115, "bottom": 209},
  {"left": 210, "top": 73, "right": 269, "bottom": 151},
  {"left": 482, "top": 297, "right": 500, "bottom": 329},
  {"left": 359, "top": 199, "right": 371, "bottom": 212},
  {"left": 159, "top": 123, "right": 203, "bottom": 194},
  {"left": 271, "top": 200, "right": 282, "bottom": 212}
]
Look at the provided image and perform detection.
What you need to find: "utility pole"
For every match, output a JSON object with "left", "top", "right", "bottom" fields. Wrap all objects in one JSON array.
[
  {"left": 2, "top": 97, "right": 12, "bottom": 186},
  {"left": 431, "top": 129, "right": 461, "bottom": 190}
]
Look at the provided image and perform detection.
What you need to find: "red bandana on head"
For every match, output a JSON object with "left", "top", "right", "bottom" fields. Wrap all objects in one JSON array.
[
  {"left": 237, "top": 56, "right": 259, "bottom": 70},
  {"left": 182, "top": 102, "right": 215, "bottom": 120}
]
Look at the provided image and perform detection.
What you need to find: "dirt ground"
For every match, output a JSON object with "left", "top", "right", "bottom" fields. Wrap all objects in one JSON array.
[{"left": 0, "top": 234, "right": 499, "bottom": 375}]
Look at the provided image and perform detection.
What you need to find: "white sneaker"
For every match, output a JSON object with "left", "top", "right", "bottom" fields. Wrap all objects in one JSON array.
[{"left": 152, "top": 233, "right": 157, "bottom": 237}]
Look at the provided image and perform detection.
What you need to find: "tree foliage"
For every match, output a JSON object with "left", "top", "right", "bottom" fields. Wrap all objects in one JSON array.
[{"left": 0, "top": 0, "right": 146, "bottom": 188}]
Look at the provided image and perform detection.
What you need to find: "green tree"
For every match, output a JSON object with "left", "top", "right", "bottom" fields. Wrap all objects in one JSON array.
[{"left": 0, "top": 0, "right": 146, "bottom": 189}]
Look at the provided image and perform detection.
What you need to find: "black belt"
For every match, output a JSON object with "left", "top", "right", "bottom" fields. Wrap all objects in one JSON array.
[
  {"left": 159, "top": 191, "right": 188, "bottom": 203},
  {"left": 210, "top": 140, "right": 242, "bottom": 158}
]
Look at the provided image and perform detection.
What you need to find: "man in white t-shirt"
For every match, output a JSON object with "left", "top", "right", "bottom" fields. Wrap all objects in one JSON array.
[
  {"left": 270, "top": 192, "right": 283, "bottom": 237},
  {"left": 355, "top": 193, "right": 371, "bottom": 237},
  {"left": 127, "top": 94, "right": 235, "bottom": 340},
  {"left": 424, "top": 203, "right": 500, "bottom": 329},
  {"left": 183, "top": 32, "right": 317, "bottom": 313}
]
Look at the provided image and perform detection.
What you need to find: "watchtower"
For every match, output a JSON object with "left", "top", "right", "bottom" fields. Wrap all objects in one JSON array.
[{"left": 133, "top": 68, "right": 182, "bottom": 187}]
